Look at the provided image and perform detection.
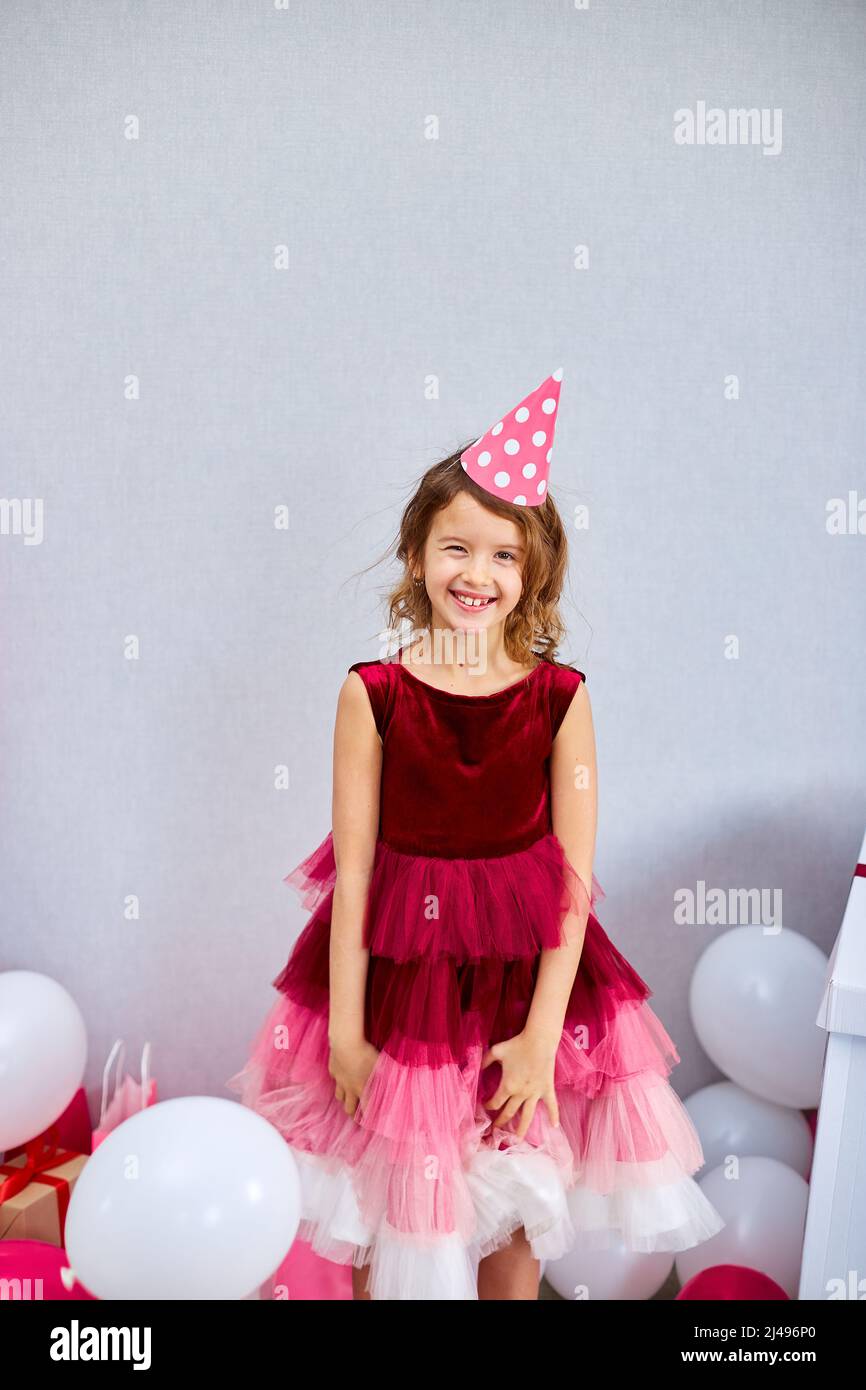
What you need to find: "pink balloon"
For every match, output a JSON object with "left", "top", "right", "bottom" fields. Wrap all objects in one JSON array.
[
  {"left": 677, "top": 1263, "right": 789, "bottom": 1301},
  {"left": 0, "top": 1240, "right": 96, "bottom": 1300}
]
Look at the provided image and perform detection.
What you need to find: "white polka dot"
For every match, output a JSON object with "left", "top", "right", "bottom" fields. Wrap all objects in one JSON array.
[
  {"left": 478, "top": 451, "right": 491, "bottom": 466},
  {"left": 491, "top": 421, "right": 503, "bottom": 436},
  {"left": 546, "top": 449, "right": 552, "bottom": 462},
  {"left": 513, "top": 495, "right": 527, "bottom": 505},
  {"left": 522, "top": 462, "right": 536, "bottom": 478},
  {"left": 553, "top": 368, "right": 563, "bottom": 382},
  {"left": 537, "top": 480, "right": 547, "bottom": 495},
  {"left": 504, "top": 438, "right": 520, "bottom": 455},
  {"left": 532, "top": 430, "right": 546, "bottom": 446},
  {"left": 542, "top": 397, "right": 556, "bottom": 414},
  {"left": 514, "top": 407, "right": 529, "bottom": 423},
  {"left": 461, "top": 458, "right": 468, "bottom": 470},
  {"left": 494, "top": 471, "right": 510, "bottom": 488}
]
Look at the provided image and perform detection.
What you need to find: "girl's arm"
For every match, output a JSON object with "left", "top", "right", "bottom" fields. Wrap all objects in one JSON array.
[
  {"left": 524, "top": 680, "right": 598, "bottom": 1046},
  {"left": 328, "top": 671, "right": 383, "bottom": 1048}
]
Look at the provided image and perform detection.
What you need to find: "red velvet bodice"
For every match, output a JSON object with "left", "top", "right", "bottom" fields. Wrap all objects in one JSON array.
[{"left": 347, "top": 650, "right": 585, "bottom": 859}]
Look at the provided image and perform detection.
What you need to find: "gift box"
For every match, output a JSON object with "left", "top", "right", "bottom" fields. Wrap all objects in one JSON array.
[
  {"left": 0, "top": 1128, "right": 87, "bottom": 1248},
  {"left": 800, "top": 829, "right": 866, "bottom": 1299}
]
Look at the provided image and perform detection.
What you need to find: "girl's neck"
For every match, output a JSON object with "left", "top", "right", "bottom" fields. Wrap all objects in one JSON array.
[{"left": 403, "top": 626, "right": 531, "bottom": 681}]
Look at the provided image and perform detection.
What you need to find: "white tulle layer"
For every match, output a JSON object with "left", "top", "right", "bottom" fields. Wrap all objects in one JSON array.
[{"left": 286, "top": 1141, "right": 724, "bottom": 1300}]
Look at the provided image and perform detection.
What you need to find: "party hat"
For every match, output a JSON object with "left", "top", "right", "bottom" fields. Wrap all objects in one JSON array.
[{"left": 459, "top": 368, "right": 563, "bottom": 506}]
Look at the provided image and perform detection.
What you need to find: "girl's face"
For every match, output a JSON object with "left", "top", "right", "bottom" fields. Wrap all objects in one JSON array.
[{"left": 418, "top": 492, "right": 526, "bottom": 635}]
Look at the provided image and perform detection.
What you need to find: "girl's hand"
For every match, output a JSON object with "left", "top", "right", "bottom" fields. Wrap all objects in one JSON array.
[
  {"left": 480, "top": 1030, "right": 560, "bottom": 1141},
  {"left": 328, "top": 1038, "right": 381, "bottom": 1118}
]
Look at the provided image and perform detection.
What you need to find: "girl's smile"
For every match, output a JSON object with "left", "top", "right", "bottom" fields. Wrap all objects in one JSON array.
[{"left": 449, "top": 588, "right": 498, "bottom": 613}]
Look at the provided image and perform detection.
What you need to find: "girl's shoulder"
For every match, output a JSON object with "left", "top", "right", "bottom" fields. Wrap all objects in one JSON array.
[
  {"left": 539, "top": 654, "right": 586, "bottom": 676},
  {"left": 346, "top": 656, "right": 398, "bottom": 739},
  {"left": 538, "top": 656, "right": 587, "bottom": 738},
  {"left": 536, "top": 653, "right": 587, "bottom": 685}
]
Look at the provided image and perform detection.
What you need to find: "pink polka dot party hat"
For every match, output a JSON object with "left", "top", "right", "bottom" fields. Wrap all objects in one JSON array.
[{"left": 460, "top": 367, "right": 563, "bottom": 507}]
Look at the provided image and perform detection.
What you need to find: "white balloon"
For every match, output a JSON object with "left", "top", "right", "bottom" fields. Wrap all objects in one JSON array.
[
  {"left": 544, "top": 1239, "right": 674, "bottom": 1301},
  {"left": 684, "top": 1081, "right": 813, "bottom": 1179},
  {"left": 675, "top": 1156, "right": 808, "bottom": 1299},
  {"left": 0, "top": 971, "right": 87, "bottom": 1150},
  {"left": 64, "top": 1096, "right": 301, "bottom": 1299},
  {"left": 689, "top": 926, "right": 827, "bottom": 1107}
]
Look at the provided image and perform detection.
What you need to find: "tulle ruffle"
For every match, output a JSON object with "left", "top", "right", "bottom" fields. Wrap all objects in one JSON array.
[
  {"left": 225, "top": 829, "right": 725, "bottom": 1296},
  {"left": 274, "top": 844, "right": 654, "bottom": 1059},
  {"left": 225, "top": 987, "right": 726, "bottom": 1298},
  {"left": 283, "top": 830, "right": 606, "bottom": 963}
]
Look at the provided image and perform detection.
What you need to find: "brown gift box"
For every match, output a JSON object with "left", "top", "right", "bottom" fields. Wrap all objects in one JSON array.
[{"left": 0, "top": 1140, "right": 88, "bottom": 1247}]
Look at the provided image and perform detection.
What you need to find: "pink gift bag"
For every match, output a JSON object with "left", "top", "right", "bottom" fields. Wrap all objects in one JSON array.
[
  {"left": 91, "top": 1040, "right": 157, "bottom": 1150},
  {"left": 259, "top": 1239, "right": 353, "bottom": 1301}
]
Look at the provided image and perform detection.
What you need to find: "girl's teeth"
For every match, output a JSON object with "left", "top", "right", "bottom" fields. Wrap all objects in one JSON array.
[{"left": 453, "top": 592, "right": 492, "bottom": 608}]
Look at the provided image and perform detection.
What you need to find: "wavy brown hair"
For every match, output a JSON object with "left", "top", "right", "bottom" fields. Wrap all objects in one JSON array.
[{"left": 363, "top": 439, "right": 577, "bottom": 668}]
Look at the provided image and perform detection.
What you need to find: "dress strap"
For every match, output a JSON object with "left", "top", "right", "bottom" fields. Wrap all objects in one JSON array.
[
  {"left": 347, "top": 659, "right": 395, "bottom": 739},
  {"left": 549, "top": 663, "right": 586, "bottom": 739}
]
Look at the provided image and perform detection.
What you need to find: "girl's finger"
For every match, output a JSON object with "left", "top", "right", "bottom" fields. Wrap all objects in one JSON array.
[
  {"left": 484, "top": 1085, "right": 510, "bottom": 1113},
  {"left": 514, "top": 1095, "right": 538, "bottom": 1140},
  {"left": 545, "top": 1089, "right": 560, "bottom": 1128},
  {"left": 494, "top": 1096, "right": 525, "bottom": 1129}
]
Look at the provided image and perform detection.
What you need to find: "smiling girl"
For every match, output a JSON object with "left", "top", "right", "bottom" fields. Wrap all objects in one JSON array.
[{"left": 227, "top": 370, "right": 724, "bottom": 1300}]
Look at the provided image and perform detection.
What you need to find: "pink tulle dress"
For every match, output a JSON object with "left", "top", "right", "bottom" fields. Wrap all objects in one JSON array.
[{"left": 226, "top": 650, "right": 725, "bottom": 1298}]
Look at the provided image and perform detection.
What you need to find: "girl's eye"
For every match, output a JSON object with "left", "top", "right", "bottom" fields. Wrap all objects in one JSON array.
[{"left": 445, "top": 545, "right": 516, "bottom": 561}]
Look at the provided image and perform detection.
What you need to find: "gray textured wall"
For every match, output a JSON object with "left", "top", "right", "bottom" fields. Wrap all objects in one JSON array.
[{"left": 1, "top": 1, "right": 864, "bottom": 1118}]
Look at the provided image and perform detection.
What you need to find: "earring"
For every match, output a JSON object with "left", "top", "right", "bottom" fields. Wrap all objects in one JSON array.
[{"left": 413, "top": 577, "right": 425, "bottom": 586}]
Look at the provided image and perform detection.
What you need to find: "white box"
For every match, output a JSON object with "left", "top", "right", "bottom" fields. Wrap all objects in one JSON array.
[{"left": 799, "top": 828, "right": 866, "bottom": 1300}]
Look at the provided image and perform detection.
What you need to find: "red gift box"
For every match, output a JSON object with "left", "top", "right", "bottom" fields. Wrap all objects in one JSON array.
[{"left": 0, "top": 1124, "right": 87, "bottom": 1248}]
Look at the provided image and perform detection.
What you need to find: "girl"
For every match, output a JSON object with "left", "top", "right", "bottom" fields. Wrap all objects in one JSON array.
[{"left": 227, "top": 370, "right": 725, "bottom": 1301}]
